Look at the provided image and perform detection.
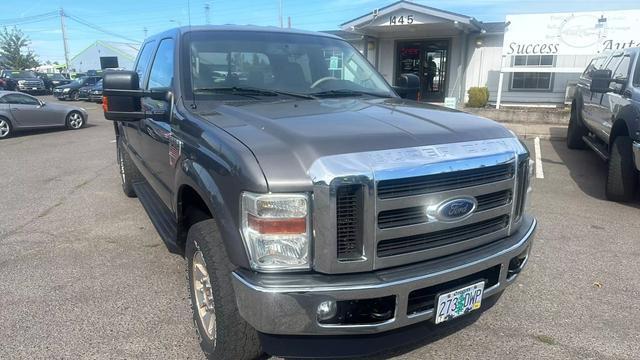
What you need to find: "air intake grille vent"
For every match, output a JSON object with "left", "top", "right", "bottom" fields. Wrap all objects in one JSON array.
[{"left": 336, "top": 184, "right": 364, "bottom": 260}]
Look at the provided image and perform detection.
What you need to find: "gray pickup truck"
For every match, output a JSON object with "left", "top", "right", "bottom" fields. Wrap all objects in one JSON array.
[
  {"left": 102, "top": 26, "right": 536, "bottom": 359},
  {"left": 568, "top": 47, "right": 640, "bottom": 202}
]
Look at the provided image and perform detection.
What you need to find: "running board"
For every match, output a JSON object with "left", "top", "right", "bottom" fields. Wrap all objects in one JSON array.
[
  {"left": 582, "top": 136, "right": 610, "bottom": 161},
  {"left": 132, "top": 181, "right": 181, "bottom": 254}
]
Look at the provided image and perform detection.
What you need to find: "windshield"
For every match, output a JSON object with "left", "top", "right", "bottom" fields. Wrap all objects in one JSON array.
[
  {"left": 50, "top": 74, "right": 67, "bottom": 80},
  {"left": 72, "top": 76, "right": 88, "bottom": 85},
  {"left": 5, "top": 71, "right": 37, "bottom": 79},
  {"left": 185, "top": 31, "right": 395, "bottom": 100}
]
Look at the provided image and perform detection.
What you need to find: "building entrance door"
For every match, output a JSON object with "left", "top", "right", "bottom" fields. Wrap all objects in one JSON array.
[{"left": 396, "top": 40, "right": 449, "bottom": 102}]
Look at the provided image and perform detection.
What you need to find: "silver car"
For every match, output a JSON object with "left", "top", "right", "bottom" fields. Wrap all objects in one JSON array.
[{"left": 0, "top": 91, "right": 88, "bottom": 139}]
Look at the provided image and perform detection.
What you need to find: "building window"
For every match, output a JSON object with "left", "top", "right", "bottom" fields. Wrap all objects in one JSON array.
[{"left": 510, "top": 55, "right": 554, "bottom": 91}]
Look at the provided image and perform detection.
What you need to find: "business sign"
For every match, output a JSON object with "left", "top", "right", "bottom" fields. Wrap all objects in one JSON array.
[{"left": 502, "top": 10, "right": 640, "bottom": 56}]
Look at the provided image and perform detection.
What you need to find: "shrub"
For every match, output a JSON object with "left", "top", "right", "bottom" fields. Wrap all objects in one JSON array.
[{"left": 467, "top": 86, "right": 490, "bottom": 108}]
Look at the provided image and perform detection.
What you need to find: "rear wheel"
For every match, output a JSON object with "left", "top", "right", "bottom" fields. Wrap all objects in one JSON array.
[
  {"left": 0, "top": 118, "right": 12, "bottom": 139},
  {"left": 66, "top": 111, "right": 85, "bottom": 130},
  {"left": 186, "top": 219, "right": 262, "bottom": 360},
  {"left": 606, "top": 136, "right": 638, "bottom": 202},
  {"left": 567, "top": 105, "right": 587, "bottom": 149}
]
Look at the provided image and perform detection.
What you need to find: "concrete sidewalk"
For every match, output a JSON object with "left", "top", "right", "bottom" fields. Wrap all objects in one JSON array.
[{"left": 500, "top": 122, "right": 567, "bottom": 141}]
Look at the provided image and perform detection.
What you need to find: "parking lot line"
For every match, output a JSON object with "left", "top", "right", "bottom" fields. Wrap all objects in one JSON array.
[{"left": 534, "top": 137, "right": 544, "bottom": 179}]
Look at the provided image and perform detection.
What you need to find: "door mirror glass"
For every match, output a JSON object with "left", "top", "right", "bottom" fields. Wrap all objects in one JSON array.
[{"left": 590, "top": 69, "right": 613, "bottom": 93}]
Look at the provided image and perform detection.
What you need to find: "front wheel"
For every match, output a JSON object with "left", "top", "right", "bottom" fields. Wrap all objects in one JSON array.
[
  {"left": 66, "top": 111, "right": 85, "bottom": 130},
  {"left": 71, "top": 91, "right": 79, "bottom": 101},
  {"left": 606, "top": 136, "right": 638, "bottom": 202},
  {"left": 567, "top": 105, "right": 587, "bottom": 149},
  {"left": 186, "top": 219, "right": 263, "bottom": 360},
  {"left": 117, "top": 138, "right": 141, "bottom": 198}
]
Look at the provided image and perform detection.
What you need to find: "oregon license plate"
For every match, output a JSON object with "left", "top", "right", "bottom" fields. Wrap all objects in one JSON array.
[{"left": 435, "top": 281, "right": 485, "bottom": 324}]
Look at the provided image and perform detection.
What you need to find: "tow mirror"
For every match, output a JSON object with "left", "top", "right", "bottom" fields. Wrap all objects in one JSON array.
[
  {"left": 393, "top": 73, "right": 420, "bottom": 100},
  {"left": 102, "top": 71, "right": 169, "bottom": 121},
  {"left": 590, "top": 69, "right": 613, "bottom": 93}
]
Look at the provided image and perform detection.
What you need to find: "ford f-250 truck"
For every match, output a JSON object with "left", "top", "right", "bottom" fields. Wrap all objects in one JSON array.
[
  {"left": 567, "top": 47, "right": 640, "bottom": 202},
  {"left": 102, "top": 26, "right": 537, "bottom": 359}
]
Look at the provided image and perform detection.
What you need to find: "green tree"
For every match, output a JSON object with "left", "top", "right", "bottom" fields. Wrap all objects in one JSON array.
[{"left": 0, "top": 27, "right": 39, "bottom": 70}]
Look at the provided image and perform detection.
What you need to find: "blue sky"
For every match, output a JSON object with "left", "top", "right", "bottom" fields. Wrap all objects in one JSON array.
[{"left": 3, "top": 0, "right": 639, "bottom": 63}]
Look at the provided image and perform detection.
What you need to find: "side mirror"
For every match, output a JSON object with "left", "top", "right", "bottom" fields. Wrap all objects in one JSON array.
[
  {"left": 590, "top": 69, "right": 613, "bottom": 93},
  {"left": 103, "top": 71, "right": 170, "bottom": 121},
  {"left": 394, "top": 73, "right": 420, "bottom": 100}
]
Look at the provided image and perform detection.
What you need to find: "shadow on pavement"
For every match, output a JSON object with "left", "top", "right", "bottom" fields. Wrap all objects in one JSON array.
[
  {"left": 8, "top": 124, "right": 97, "bottom": 139},
  {"left": 550, "top": 139, "right": 640, "bottom": 207}
]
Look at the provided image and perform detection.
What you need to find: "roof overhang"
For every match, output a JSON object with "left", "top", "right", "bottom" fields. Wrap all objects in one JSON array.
[{"left": 340, "top": 0, "right": 482, "bottom": 34}]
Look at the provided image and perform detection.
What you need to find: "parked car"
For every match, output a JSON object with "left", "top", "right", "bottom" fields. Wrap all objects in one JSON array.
[
  {"left": 568, "top": 47, "right": 640, "bottom": 202},
  {"left": 0, "top": 70, "right": 46, "bottom": 94},
  {"left": 77, "top": 84, "right": 93, "bottom": 100},
  {"left": 37, "top": 72, "right": 72, "bottom": 91},
  {"left": 0, "top": 91, "right": 88, "bottom": 139},
  {"left": 102, "top": 26, "right": 536, "bottom": 360},
  {"left": 53, "top": 75, "right": 101, "bottom": 101},
  {"left": 88, "top": 79, "right": 103, "bottom": 103}
]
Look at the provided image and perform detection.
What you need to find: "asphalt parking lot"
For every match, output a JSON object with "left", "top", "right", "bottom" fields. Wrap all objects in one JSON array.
[{"left": 1, "top": 97, "right": 639, "bottom": 359}]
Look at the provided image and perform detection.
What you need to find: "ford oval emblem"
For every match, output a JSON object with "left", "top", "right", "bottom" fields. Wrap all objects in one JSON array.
[{"left": 433, "top": 197, "right": 477, "bottom": 222}]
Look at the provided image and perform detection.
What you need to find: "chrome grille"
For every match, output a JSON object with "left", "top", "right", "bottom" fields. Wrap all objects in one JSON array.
[
  {"left": 377, "top": 215, "right": 510, "bottom": 257},
  {"left": 310, "top": 138, "right": 529, "bottom": 274},
  {"left": 377, "top": 163, "right": 514, "bottom": 199}
]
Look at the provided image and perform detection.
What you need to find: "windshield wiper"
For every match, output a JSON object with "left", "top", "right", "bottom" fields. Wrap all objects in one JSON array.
[
  {"left": 194, "top": 86, "right": 315, "bottom": 99},
  {"left": 310, "top": 89, "right": 393, "bottom": 98}
]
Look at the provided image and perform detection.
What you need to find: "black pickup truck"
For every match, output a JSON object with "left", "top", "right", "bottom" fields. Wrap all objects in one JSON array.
[
  {"left": 102, "top": 26, "right": 536, "bottom": 359},
  {"left": 568, "top": 47, "right": 640, "bottom": 201}
]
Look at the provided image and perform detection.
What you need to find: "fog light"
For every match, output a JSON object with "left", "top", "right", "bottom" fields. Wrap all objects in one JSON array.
[{"left": 316, "top": 300, "right": 337, "bottom": 321}]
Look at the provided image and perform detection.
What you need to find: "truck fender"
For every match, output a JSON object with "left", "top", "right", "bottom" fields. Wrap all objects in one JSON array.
[
  {"left": 174, "top": 158, "right": 252, "bottom": 269},
  {"left": 610, "top": 104, "right": 640, "bottom": 146}
]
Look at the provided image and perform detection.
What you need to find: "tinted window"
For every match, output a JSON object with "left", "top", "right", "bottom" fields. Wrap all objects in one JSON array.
[
  {"left": 4, "top": 94, "right": 40, "bottom": 105},
  {"left": 147, "top": 38, "right": 175, "bottom": 90},
  {"left": 135, "top": 41, "right": 157, "bottom": 87},
  {"left": 612, "top": 55, "right": 631, "bottom": 80}
]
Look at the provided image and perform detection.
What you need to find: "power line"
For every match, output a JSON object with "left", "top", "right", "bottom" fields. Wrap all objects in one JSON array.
[{"left": 65, "top": 13, "right": 141, "bottom": 43}]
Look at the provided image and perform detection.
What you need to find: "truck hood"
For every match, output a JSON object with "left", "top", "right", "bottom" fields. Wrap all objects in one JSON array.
[{"left": 196, "top": 98, "right": 514, "bottom": 191}]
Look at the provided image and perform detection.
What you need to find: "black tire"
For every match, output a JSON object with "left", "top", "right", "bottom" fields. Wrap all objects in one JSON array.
[
  {"left": 66, "top": 111, "right": 85, "bottom": 130},
  {"left": 186, "top": 219, "right": 262, "bottom": 360},
  {"left": 567, "top": 105, "right": 587, "bottom": 149},
  {"left": 0, "top": 117, "right": 12, "bottom": 139},
  {"left": 71, "top": 91, "right": 79, "bottom": 101},
  {"left": 117, "top": 138, "right": 141, "bottom": 198},
  {"left": 606, "top": 136, "right": 638, "bottom": 202}
]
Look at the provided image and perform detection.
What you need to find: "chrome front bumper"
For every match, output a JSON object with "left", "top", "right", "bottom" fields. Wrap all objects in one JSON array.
[
  {"left": 633, "top": 141, "right": 640, "bottom": 171},
  {"left": 232, "top": 216, "right": 536, "bottom": 336}
]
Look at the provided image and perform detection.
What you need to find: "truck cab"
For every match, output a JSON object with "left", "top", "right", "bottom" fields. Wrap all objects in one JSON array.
[
  {"left": 102, "top": 26, "right": 536, "bottom": 359},
  {"left": 568, "top": 47, "right": 640, "bottom": 202}
]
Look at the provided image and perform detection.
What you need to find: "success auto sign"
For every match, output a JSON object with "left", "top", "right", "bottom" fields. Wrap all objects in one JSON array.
[{"left": 502, "top": 10, "right": 640, "bottom": 56}]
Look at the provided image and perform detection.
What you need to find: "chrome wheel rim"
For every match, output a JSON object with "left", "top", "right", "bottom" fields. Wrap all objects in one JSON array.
[
  {"left": 69, "top": 113, "right": 83, "bottom": 129},
  {"left": 0, "top": 120, "right": 9, "bottom": 138},
  {"left": 192, "top": 250, "right": 217, "bottom": 342}
]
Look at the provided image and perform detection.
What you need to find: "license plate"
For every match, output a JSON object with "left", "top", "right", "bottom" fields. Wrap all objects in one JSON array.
[{"left": 435, "top": 281, "right": 485, "bottom": 324}]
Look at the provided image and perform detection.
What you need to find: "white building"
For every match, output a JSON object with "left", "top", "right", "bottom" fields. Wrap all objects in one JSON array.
[
  {"left": 329, "top": 1, "right": 640, "bottom": 107},
  {"left": 69, "top": 40, "right": 140, "bottom": 73}
]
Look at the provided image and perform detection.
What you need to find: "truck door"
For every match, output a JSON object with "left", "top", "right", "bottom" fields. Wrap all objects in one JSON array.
[
  {"left": 137, "top": 37, "right": 176, "bottom": 208},
  {"left": 580, "top": 55, "right": 608, "bottom": 133},
  {"left": 122, "top": 40, "right": 156, "bottom": 168},
  {"left": 589, "top": 54, "right": 624, "bottom": 140},
  {"left": 596, "top": 53, "right": 634, "bottom": 144}
]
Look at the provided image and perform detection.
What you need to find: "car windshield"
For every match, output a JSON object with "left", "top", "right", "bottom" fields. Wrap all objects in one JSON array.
[
  {"left": 50, "top": 74, "right": 67, "bottom": 80},
  {"left": 186, "top": 31, "right": 395, "bottom": 100},
  {"left": 72, "top": 77, "right": 88, "bottom": 85},
  {"left": 5, "top": 71, "right": 37, "bottom": 79}
]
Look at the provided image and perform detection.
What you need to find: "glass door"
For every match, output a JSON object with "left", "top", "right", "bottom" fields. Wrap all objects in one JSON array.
[{"left": 396, "top": 40, "right": 449, "bottom": 102}]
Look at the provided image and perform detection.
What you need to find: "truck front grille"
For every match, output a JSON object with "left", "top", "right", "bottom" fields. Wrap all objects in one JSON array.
[
  {"left": 377, "top": 163, "right": 514, "bottom": 199},
  {"left": 377, "top": 190, "right": 512, "bottom": 229},
  {"left": 377, "top": 215, "right": 510, "bottom": 257},
  {"left": 336, "top": 184, "right": 364, "bottom": 260}
]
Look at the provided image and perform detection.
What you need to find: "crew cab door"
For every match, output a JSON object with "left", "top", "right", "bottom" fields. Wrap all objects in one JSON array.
[
  {"left": 580, "top": 55, "right": 608, "bottom": 133},
  {"left": 121, "top": 40, "right": 156, "bottom": 167},
  {"left": 596, "top": 53, "right": 634, "bottom": 144},
  {"left": 137, "top": 37, "right": 176, "bottom": 208},
  {"left": 589, "top": 54, "right": 625, "bottom": 140}
]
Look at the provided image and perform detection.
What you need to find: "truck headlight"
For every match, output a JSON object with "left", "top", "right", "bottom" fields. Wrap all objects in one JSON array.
[
  {"left": 63, "top": 88, "right": 70, "bottom": 93},
  {"left": 18, "top": 80, "right": 25, "bottom": 85},
  {"left": 241, "top": 192, "right": 310, "bottom": 271}
]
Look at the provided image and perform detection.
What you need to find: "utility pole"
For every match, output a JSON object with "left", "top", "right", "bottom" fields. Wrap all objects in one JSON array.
[
  {"left": 288, "top": 16, "right": 291, "bottom": 29},
  {"left": 204, "top": 3, "right": 211, "bottom": 25},
  {"left": 59, "top": 8, "right": 70, "bottom": 74},
  {"left": 143, "top": 27, "right": 148, "bottom": 39},
  {"left": 279, "top": 0, "right": 283, "bottom": 28}
]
